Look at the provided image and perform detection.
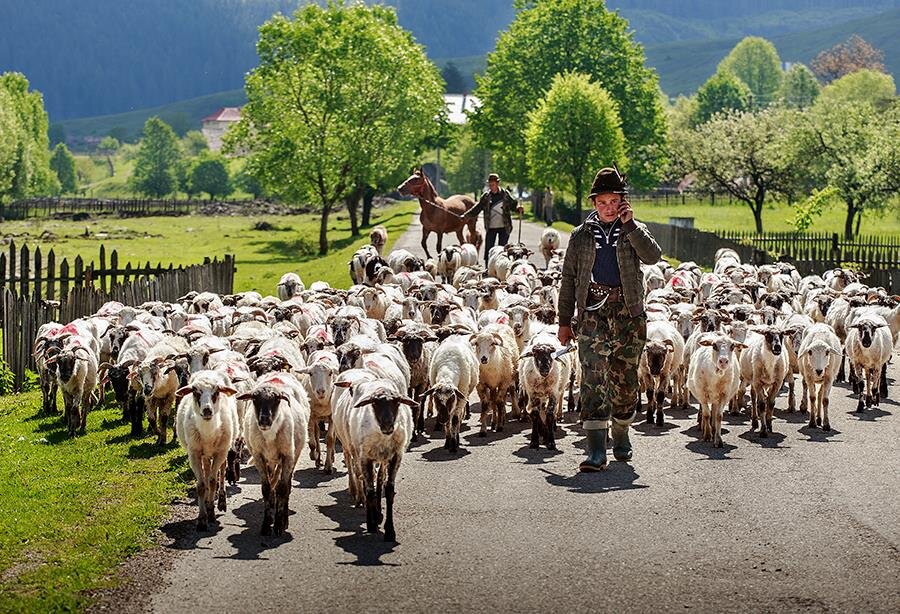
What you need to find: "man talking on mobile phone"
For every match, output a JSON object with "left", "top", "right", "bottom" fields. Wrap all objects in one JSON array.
[{"left": 557, "top": 166, "right": 661, "bottom": 472}]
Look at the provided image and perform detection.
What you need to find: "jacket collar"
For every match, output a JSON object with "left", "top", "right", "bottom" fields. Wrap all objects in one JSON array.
[{"left": 583, "top": 211, "right": 619, "bottom": 230}]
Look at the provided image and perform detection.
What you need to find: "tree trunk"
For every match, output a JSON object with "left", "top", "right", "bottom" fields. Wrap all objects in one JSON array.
[
  {"left": 361, "top": 185, "right": 375, "bottom": 228},
  {"left": 319, "top": 204, "right": 331, "bottom": 255},
  {"left": 106, "top": 155, "right": 114, "bottom": 177},
  {"left": 346, "top": 191, "right": 360, "bottom": 237},
  {"left": 854, "top": 209, "right": 863, "bottom": 237},
  {"left": 752, "top": 189, "right": 766, "bottom": 234},
  {"left": 843, "top": 201, "right": 857, "bottom": 240}
]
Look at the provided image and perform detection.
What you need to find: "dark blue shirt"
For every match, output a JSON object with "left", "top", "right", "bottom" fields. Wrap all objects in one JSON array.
[{"left": 590, "top": 215, "right": 621, "bottom": 286}]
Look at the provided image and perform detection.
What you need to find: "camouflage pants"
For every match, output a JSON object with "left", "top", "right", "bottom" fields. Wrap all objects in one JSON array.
[{"left": 577, "top": 301, "right": 647, "bottom": 427}]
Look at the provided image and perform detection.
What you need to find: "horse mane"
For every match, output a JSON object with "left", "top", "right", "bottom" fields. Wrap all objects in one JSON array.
[{"left": 416, "top": 170, "right": 438, "bottom": 202}]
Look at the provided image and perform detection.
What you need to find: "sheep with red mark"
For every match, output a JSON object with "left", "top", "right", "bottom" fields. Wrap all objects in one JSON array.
[
  {"left": 518, "top": 331, "right": 571, "bottom": 450},
  {"left": 175, "top": 370, "right": 239, "bottom": 531},
  {"left": 47, "top": 336, "right": 99, "bottom": 437},
  {"left": 240, "top": 372, "right": 310, "bottom": 536},
  {"left": 136, "top": 337, "right": 191, "bottom": 445}
]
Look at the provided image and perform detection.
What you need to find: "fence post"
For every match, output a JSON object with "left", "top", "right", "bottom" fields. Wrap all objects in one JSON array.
[{"left": 99, "top": 244, "right": 107, "bottom": 293}]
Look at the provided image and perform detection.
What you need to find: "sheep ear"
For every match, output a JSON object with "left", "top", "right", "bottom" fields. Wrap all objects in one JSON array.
[
  {"left": 520, "top": 350, "right": 533, "bottom": 358},
  {"left": 334, "top": 381, "right": 352, "bottom": 389},
  {"left": 398, "top": 397, "right": 419, "bottom": 408},
  {"left": 219, "top": 386, "right": 238, "bottom": 396},
  {"left": 176, "top": 386, "right": 193, "bottom": 398},
  {"left": 420, "top": 387, "right": 436, "bottom": 398},
  {"left": 354, "top": 397, "right": 373, "bottom": 408},
  {"left": 698, "top": 338, "right": 714, "bottom": 347},
  {"left": 453, "top": 389, "right": 467, "bottom": 400},
  {"left": 236, "top": 392, "right": 255, "bottom": 401}
]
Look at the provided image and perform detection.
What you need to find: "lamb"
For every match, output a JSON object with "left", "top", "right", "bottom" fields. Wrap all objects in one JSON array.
[
  {"left": 422, "top": 334, "right": 479, "bottom": 453},
  {"left": 175, "top": 370, "right": 239, "bottom": 531},
  {"left": 845, "top": 313, "right": 892, "bottom": 412},
  {"left": 297, "top": 350, "right": 340, "bottom": 472},
  {"left": 386, "top": 248, "right": 424, "bottom": 273},
  {"left": 643, "top": 265, "right": 666, "bottom": 294},
  {"left": 276, "top": 272, "right": 305, "bottom": 301},
  {"left": 688, "top": 333, "right": 745, "bottom": 447},
  {"left": 638, "top": 321, "right": 685, "bottom": 426},
  {"left": 369, "top": 225, "right": 388, "bottom": 254},
  {"left": 470, "top": 324, "right": 520, "bottom": 435},
  {"left": 331, "top": 377, "right": 416, "bottom": 542},
  {"left": 391, "top": 324, "right": 438, "bottom": 439},
  {"left": 739, "top": 326, "right": 789, "bottom": 437},
  {"left": 797, "top": 324, "right": 842, "bottom": 430},
  {"left": 452, "top": 266, "right": 484, "bottom": 289},
  {"left": 540, "top": 227, "right": 561, "bottom": 266},
  {"left": 48, "top": 338, "right": 99, "bottom": 436},
  {"left": 518, "top": 331, "right": 571, "bottom": 450},
  {"left": 239, "top": 372, "right": 310, "bottom": 536}
]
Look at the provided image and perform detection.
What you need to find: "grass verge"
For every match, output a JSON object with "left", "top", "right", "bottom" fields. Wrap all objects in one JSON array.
[
  {"left": 0, "top": 201, "right": 419, "bottom": 292},
  {"left": 0, "top": 392, "right": 189, "bottom": 612}
]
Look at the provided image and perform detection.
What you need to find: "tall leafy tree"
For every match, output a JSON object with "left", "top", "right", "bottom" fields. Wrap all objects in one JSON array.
[
  {"left": 671, "top": 108, "right": 797, "bottom": 234},
  {"left": 693, "top": 70, "right": 751, "bottom": 125},
  {"left": 130, "top": 116, "right": 182, "bottom": 197},
  {"left": 525, "top": 72, "right": 625, "bottom": 219},
  {"left": 97, "top": 136, "right": 120, "bottom": 175},
  {"left": 811, "top": 35, "right": 886, "bottom": 85},
  {"left": 717, "top": 36, "right": 783, "bottom": 107},
  {"left": 446, "top": 126, "right": 491, "bottom": 197},
  {"left": 817, "top": 69, "right": 895, "bottom": 107},
  {"left": 49, "top": 143, "right": 77, "bottom": 193},
  {"left": 470, "top": 0, "right": 667, "bottom": 189},
  {"left": 0, "top": 72, "right": 57, "bottom": 199},
  {"left": 189, "top": 152, "right": 232, "bottom": 200},
  {"left": 0, "top": 87, "right": 21, "bottom": 200},
  {"left": 227, "top": 2, "right": 444, "bottom": 254},
  {"left": 181, "top": 130, "right": 209, "bottom": 157},
  {"left": 777, "top": 63, "right": 820, "bottom": 109}
]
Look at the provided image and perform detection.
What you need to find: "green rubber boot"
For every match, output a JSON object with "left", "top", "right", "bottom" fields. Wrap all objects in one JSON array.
[
  {"left": 579, "top": 423, "right": 608, "bottom": 472},
  {"left": 611, "top": 411, "right": 635, "bottom": 462}
]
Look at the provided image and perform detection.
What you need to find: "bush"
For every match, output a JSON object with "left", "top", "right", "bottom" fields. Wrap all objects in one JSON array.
[{"left": 0, "top": 360, "right": 15, "bottom": 395}]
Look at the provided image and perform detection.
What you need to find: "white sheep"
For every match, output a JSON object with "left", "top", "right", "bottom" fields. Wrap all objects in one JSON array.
[
  {"left": 540, "top": 227, "right": 561, "bottom": 266},
  {"left": 48, "top": 337, "right": 99, "bottom": 437},
  {"left": 136, "top": 337, "right": 191, "bottom": 445},
  {"left": 845, "top": 313, "right": 893, "bottom": 412},
  {"left": 688, "top": 333, "right": 744, "bottom": 447},
  {"left": 469, "top": 323, "right": 520, "bottom": 435},
  {"left": 797, "top": 324, "right": 842, "bottom": 431},
  {"left": 739, "top": 326, "right": 789, "bottom": 437},
  {"left": 638, "top": 320, "right": 685, "bottom": 426},
  {"left": 422, "top": 334, "right": 479, "bottom": 453},
  {"left": 175, "top": 370, "right": 239, "bottom": 531},
  {"left": 297, "top": 349, "right": 340, "bottom": 472},
  {"left": 276, "top": 272, "right": 305, "bottom": 301},
  {"left": 332, "top": 377, "right": 416, "bottom": 542},
  {"left": 239, "top": 372, "right": 310, "bottom": 536},
  {"left": 518, "top": 330, "right": 571, "bottom": 450}
]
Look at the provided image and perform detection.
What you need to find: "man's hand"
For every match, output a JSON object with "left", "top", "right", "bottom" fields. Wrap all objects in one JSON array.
[
  {"left": 618, "top": 198, "right": 634, "bottom": 224},
  {"left": 558, "top": 325, "right": 574, "bottom": 346}
]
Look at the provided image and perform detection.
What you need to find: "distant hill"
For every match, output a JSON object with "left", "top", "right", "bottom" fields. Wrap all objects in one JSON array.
[{"left": 2, "top": 1, "right": 896, "bottom": 121}]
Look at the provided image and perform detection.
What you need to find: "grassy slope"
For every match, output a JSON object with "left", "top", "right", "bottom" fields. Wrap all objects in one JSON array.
[
  {"left": 0, "top": 392, "right": 188, "bottom": 612},
  {"left": 0, "top": 202, "right": 419, "bottom": 292}
]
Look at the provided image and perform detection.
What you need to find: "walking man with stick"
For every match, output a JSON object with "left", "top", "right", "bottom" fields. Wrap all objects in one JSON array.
[
  {"left": 557, "top": 167, "right": 661, "bottom": 472},
  {"left": 464, "top": 173, "right": 524, "bottom": 266}
]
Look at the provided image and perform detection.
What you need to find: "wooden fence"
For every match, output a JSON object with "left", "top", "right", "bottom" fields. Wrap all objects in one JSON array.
[
  {"left": 645, "top": 222, "right": 899, "bottom": 292},
  {"left": 0, "top": 197, "right": 258, "bottom": 219},
  {"left": 0, "top": 252, "right": 234, "bottom": 391}
]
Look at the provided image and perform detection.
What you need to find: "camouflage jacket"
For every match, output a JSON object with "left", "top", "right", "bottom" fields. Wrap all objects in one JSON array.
[{"left": 558, "top": 216, "right": 661, "bottom": 323}]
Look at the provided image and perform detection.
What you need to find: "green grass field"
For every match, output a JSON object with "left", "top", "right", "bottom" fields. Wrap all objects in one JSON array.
[
  {"left": 1, "top": 202, "right": 419, "bottom": 293},
  {"left": 0, "top": 392, "right": 189, "bottom": 612}
]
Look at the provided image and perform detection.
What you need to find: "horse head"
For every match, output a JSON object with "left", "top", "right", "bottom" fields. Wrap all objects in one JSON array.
[{"left": 398, "top": 168, "right": 432, "bottom": 198}]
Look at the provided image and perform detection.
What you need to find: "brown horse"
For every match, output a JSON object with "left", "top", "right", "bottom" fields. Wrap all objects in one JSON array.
[{"left": 397, "top": 169, "right": 481, "bottom": 259}]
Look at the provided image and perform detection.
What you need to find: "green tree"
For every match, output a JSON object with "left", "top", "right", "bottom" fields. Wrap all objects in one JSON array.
[
  {"left": 671, "top": 107, "right": 797, "bottom": 234},
  {"left": 525, "top": 72, "right": 625, "bottom": 219},
  {"left": 130, "top": 116, "right": 182, "bottom": 197},
  {"left": 446, "top": 126, "right": 491, "bottom": 197},
  {"left": 234, "top": 163, "right": 265, "bottom": 199},
  {"left": 0, "top": 72, "right": 57, "bottom": 199},
  {"left": 693, "top": 71, "right": 751, "bottom": 125},
  {"left": 181, "top": 130, "right": 208, "bottom": 156},
  {"left": 227, "top": 2, "right": 444, "bottom": 254},
  {"left": 718, "top": 36, "right": 783, "bottom": 107},
  {"left": 49, "top": 143, "right": 77, "bottom": 193},
  {"left": 97, "top": 135, "right": 120, "bottom": 176},
  {"left": 189, "top": 153, "right": 232, "bottom": 200},
  {"left": 441, "top": 62, "right": 466, "bottom": 93},
  {"left": 0, "top": 87, "right": 21, "bottom": 200},
  {"left": 777, "top": 63, "right": 820, "bottom": 109},
  {"left": 469, "top": 0, "right": 667, "bottom": 189},
  {"left": 817, "top": 69, "right": 895, "bottom": 107}
]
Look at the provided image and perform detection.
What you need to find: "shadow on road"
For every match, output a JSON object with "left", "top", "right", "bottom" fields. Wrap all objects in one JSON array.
[
  {"left": 633, "top": 419, "right": 679, "bottom": 436},
  {"left": 512, "top": 442, "right": 564, "bottom": 464},
  {"left": 846, "top": 407, "right": 892, "bottom": 421},
  {"left": 539, "top": 463, "right": 647, "bottom": 494},
  {"left": 462, "top": 418, "right": 529, "bottom": 447},
  {"left": 160, "top": 510, "right": 222, "bottom": 552},
  {"left": 684, "top": 437, "right": 739, "bottom": 459},
  {"left": 318, "top": 490, "right": 399, "bottom": 567},
  {"left": 221, "top": 497, "right": 294, "bottom": 560},
  {"left": 798, "top": 425, "right": 842, "bottom": 442},
  {"left": 738, "top": 429, "right": 789, "bottom": 448},
  {"left": 421, "top": 445, "right": 472, "bottom": 461}
]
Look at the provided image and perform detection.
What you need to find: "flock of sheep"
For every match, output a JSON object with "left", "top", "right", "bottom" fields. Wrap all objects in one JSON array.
[{"left": 30, "top": 224, "right": 898, "bottom": 542}]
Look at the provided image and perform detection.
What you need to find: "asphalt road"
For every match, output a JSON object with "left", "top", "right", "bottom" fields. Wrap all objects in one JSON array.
[{"left": 141, "top": 217, "right": 900, "bottom": 613}]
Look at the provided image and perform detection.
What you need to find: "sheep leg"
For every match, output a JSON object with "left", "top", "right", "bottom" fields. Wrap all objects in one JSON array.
[
  {"left": 189, "top": 451, "right": 209, "bottom": 531},
  {"left": 273, "top": 457, "right": 292, "bottom": 536},
  {"left": 654, "top": 380, "right": 666, "bottom": 425},
  {"left": 567, "top": 372, "right": 576, "bottom": 413},
  {"left": 477, "top": 385, "right": 490, "bottom": 437},
  {"left": 528, "top": 396, "right": 541, "bottom": 449},
  {"left": 363, "top": 460, "right": 379, "bottom": 534},
  {"left": 837, "top": 351, "right": 846, "bottom": 382},
  {"left": 375, "top": 464, "right": 386, "bottom": 527},
  {"left": 700, "top": 402, "right": 711, "bottom": 442},
  {"left": 800, "top": 378, "right": 809, "bottom": 414},
  {"left": 156, "top": 403, "right": 168, "bottom": 447},
  {"left": 67, "top": 393, "right": 81, "bottom": 437},
  {"left": 213, "top": 451, "right": 228, "bottom": 512},
  {"left": 786, "top": 374, "right": 795, "bottom": 413},
  {"left": 383, "top": 454, "right": 400, "bottom": 542},
  {"left": 750, "top": 385, "right": 759, "bottom": 431},
  {"left": 763, "top": 385, "right": 777, "bottom": 436},
  {"left": 872, "top": 367, "right": 882, "bottom": 406},
  {"left": 807, "top": 382, "right": 818, "bottom": 429},
  {"left": 855, "top": 364, "right": 866, "bottom": 412},
  {"left": 308, "top": 420, "right": 321, "bottom": 467},
  {"left": 325, "top": 419, "right": 335, "bottom": 474},
  {"left": 645, "top": 385, "right": 655, "bottom": 423},
  {"left": 879, "top": 363, "right": 889, "bottom": 399},
  {"left": 258, "top": 458, "right": 274, "bottom": 536},
  {"left": 544, "top": 397, "right": 557, "bottom": 450},
  {"left": 713, "top": 403, "right": 724, "bottom": 448},
  {"left": 820, "top": 381, "right": 832, "bottom": 431},
  {"left": 865, "top": 368, "right": 876, "bottom": 408}
]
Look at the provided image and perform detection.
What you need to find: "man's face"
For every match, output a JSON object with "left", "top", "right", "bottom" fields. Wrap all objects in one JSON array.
[
  {"left": 592, "top": 192, "right": 621, "bottom": 223},
  {"left": 488, "top": 179, "right": 499, "bottom": 193}
]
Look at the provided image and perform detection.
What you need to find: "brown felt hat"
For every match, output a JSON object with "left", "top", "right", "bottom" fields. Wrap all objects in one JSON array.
[
  {"left": 487, "top": 173, "right": 500, "bottom": 182},
  {"left": 589, "top": 166, "right": 628, "bottom": 198}
]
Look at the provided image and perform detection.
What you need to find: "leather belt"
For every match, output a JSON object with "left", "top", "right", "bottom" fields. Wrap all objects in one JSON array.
[{"left": 589, "top": 283, "right": 623, "bottom": 303}]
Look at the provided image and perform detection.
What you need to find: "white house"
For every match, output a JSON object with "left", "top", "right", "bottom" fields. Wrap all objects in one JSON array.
[{"left": 201, "top": 107, "right": 242, "bottom": 151}]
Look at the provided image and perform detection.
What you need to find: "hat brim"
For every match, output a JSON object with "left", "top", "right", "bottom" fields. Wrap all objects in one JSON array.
[{"left": 589, "top": 190, "right": 627, "bottom": 198}]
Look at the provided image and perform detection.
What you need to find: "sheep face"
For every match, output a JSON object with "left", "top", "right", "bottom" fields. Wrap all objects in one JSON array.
[
  {"left": 428, "top": 302, "right": 456, "bottom": 325},
  {"left": 459, "top": 289, "right": 481, "bottom": 311},
  {"left": 361, "top": 288, "right": 384, "bottom": 313},
  {"left": 403, "top": 257, "right": 423, "bottom": 272},
  {"left": 693, "top": 310, "right": 730, "bottom": 333},
  {"left": 505, "top": 245, "right": 531, "bottom": 260},
  {"left": 699, "top": 335, "right": 744, "bottom": 371},
  {"left": 329, "top": 316, "right": 358, "bottom": 347},
  {"left": 503, "top": 306, "right": 530, "bottom": 336},
  {"left": 356, "top": 393, "right": 416, "bottom": 435},
  {"left": 471, "top": 333, "right": 503, "bottom": 365},
  {"left": 851, "top": 320, "right": 887, "bottom": 348},
  {"left": 395, "top": 297, "right": 419, "bottom": 320},
  {"left": 240, "top": 387, "right": 289, "bottom": 431},
  {"left": 396, "top": 331, "right": 435, "bottom": 363},
  {"left": 138, "top": 360, "right": 170, "bottom": 397},
  {"left": 522, "top": 344, "right": 555, "bottom": 377},
  {"left": 815, "top": 295, "right": 833, "bottom": 317},
  {"left": 423, "top": 384, "right": 465, "bottom": 424},
  {"left": 532, "top": 305, "right": 556, "bottom": 325},
  {"left": 337, "top": 345, "right": 363, "bottom": 372},
  {"left": 104, "top": 326, "right": 129, "bottom": 360},
  {"left": 248, "top": 354, "right": 290, "bottom": 376},
  {"left": 802, "top": 341, "right": 837, "bottom": 380},
  {"left": 760, "top": 329, "right": 785, "bottom": 356},
  {"left": 644, "top": 339, "right": 674, "bottom": 376},
  {"left": 55, "top": 350, "right": 82, "bottom": 383},
  {"left": 669, "top": 311, "right": 694, "bottom": 340},
  {"left": 304, "top": 363, "right": 337, "bottom": 403},
  {"left": 178, "top": 382, "right": 235, "bottom": 420}
]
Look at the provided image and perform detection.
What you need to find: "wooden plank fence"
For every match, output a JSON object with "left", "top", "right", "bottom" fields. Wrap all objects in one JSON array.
[
  {"left": 0, "top": 197, "right": 258, "bottom": 220},
  {"left": 645, "top": 222, "right": 899, "bottom": 292},
  {"left": 0, "top": 252, "right": 234, "bottom": 391}
]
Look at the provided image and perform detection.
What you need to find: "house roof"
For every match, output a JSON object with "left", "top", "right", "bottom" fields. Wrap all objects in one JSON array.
[{"left": 201, "top": 107, "right": 242, "bottom": 122}]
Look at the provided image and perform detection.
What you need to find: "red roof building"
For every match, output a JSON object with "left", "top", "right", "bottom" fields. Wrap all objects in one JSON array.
[{"left": 201, "top": 107, "right": 242, "bottom": 151}]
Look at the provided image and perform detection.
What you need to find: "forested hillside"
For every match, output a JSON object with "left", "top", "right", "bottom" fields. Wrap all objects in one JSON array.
[{"left": 1, "top": 0, "right": 895, "bottom": 121}]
